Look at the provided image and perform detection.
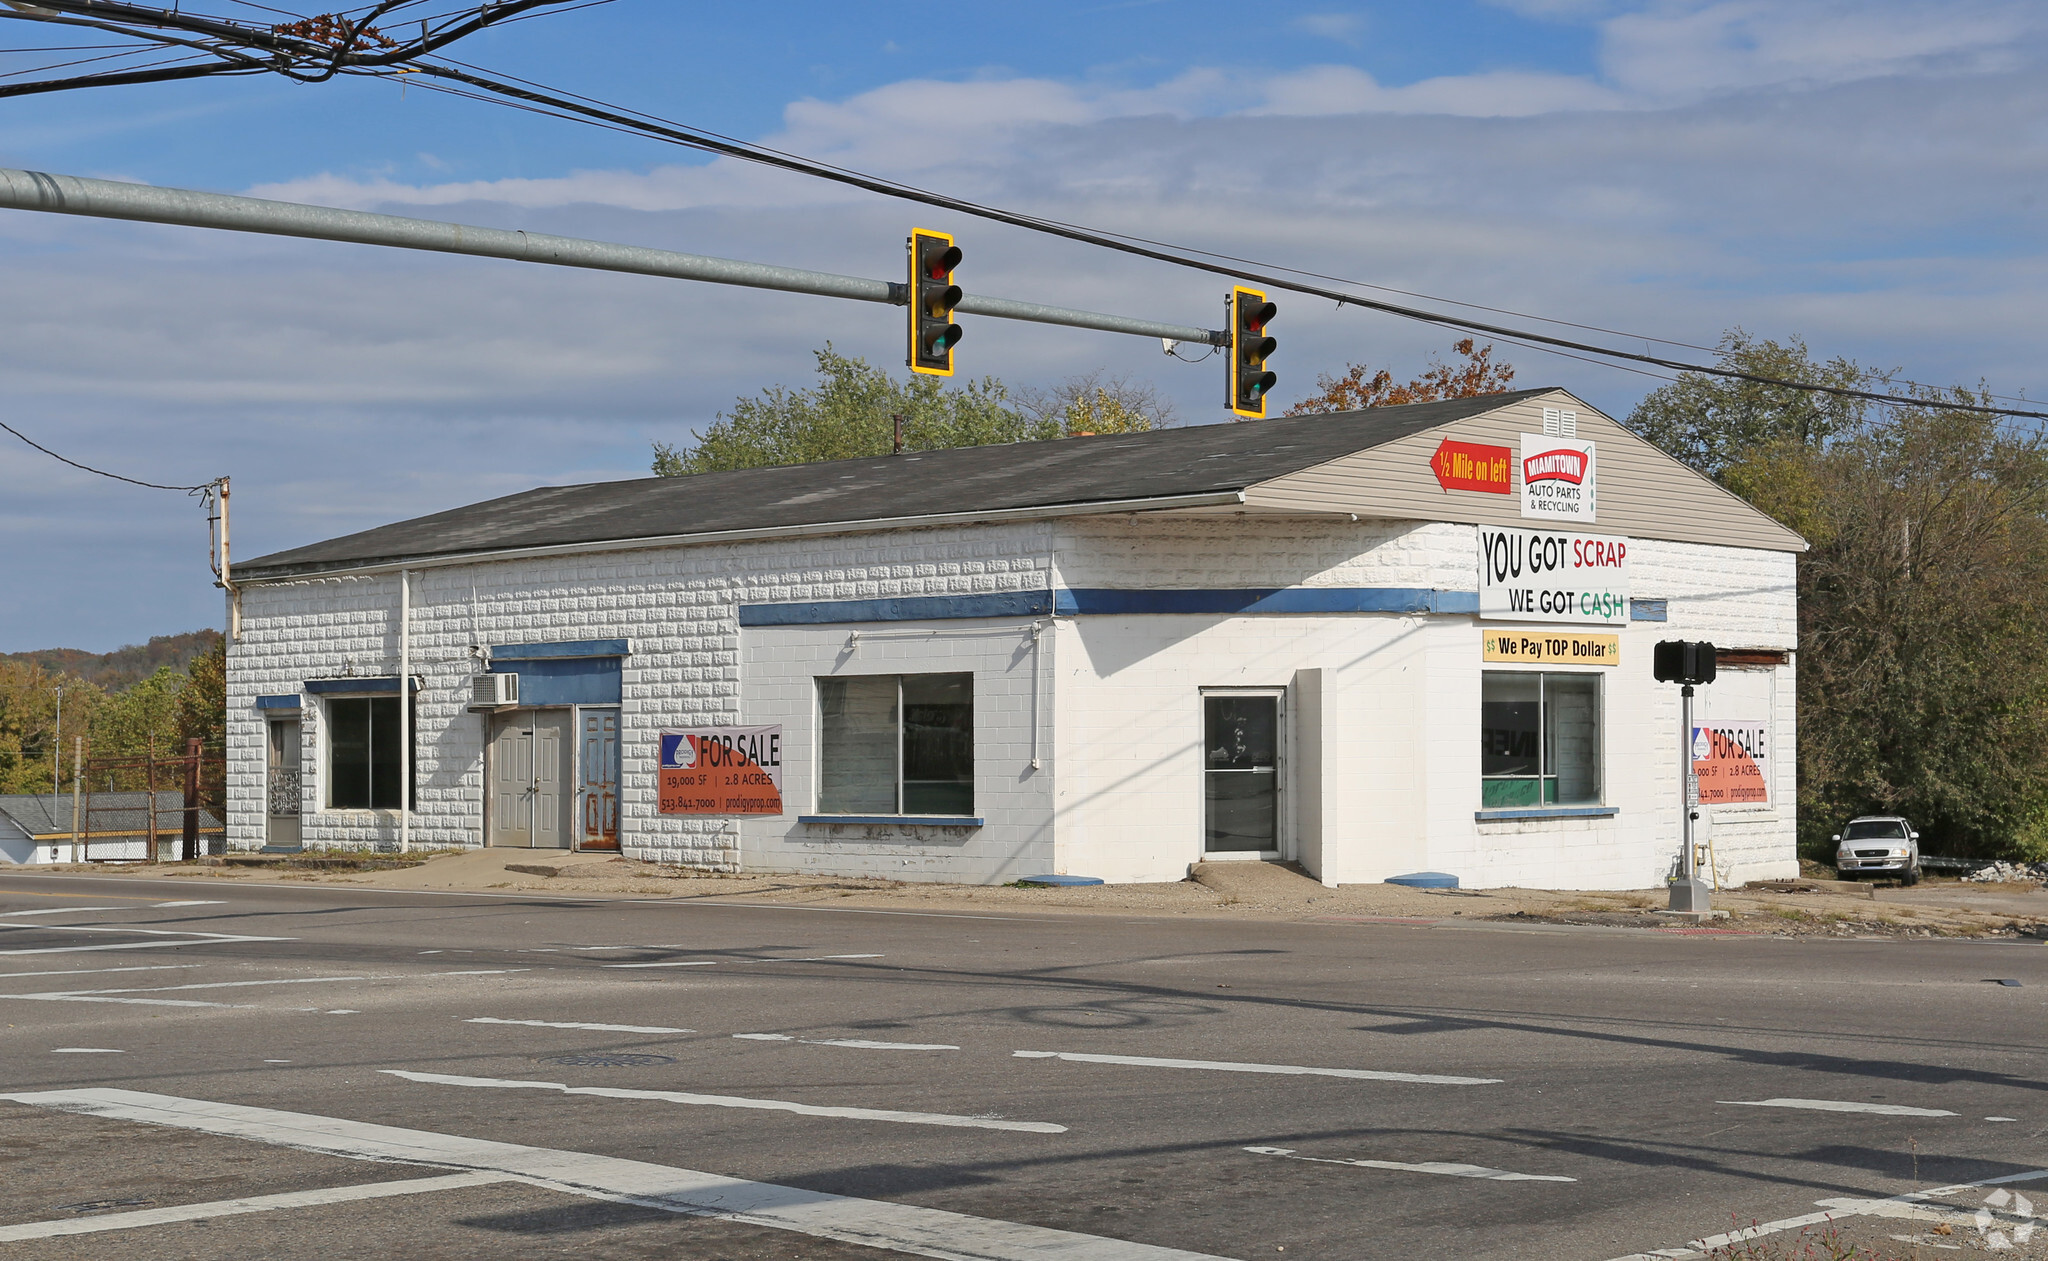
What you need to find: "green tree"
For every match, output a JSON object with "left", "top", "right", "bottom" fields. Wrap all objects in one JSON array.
[
  {"left": 1625, "top": 337, "right": 2048, "bottom": 861},
  {"left": 0, "top": 661, "right": 103, "bottom": 796},
  {"left": 1626, "top": 330, "right": 1868, "bottom": 479},
  {"left": 652, "top": 347, "right": 1170, "bottom": 475},
  {"left": 88, "top": 663, "right": 185, "bottom": 775}
]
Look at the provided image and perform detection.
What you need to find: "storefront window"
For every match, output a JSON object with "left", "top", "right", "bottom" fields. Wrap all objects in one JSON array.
[
  {"left": 817, "top": 673, "right": 974, "bottom": 816},
  {"left": 1481, "top": 672, "right": 1601, "bottom": 808},
  {"left": 326, "top": 696, "right": 413, "bottom": 809}
]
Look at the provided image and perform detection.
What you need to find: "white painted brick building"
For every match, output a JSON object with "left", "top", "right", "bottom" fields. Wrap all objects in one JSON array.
[{"left": 222, "top": 390, "right": 1803, "bottom": 890}]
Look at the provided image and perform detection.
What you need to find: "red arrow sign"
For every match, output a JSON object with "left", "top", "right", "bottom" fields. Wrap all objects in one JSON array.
[{"left": 1431, "top": 438, "right": 1514, "bottom": 494}]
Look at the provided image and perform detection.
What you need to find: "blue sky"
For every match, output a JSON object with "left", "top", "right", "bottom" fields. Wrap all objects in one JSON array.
[{"left": 2, "top": 1, "right": 2044, "bottom": 650}]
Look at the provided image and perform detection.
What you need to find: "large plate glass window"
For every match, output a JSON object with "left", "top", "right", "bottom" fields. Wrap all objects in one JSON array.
[
  {"left": 1480, "top": 671, "right": 1601, "bottom": 808},
  {"left": 326, "top": 696, "right": 415, "bottom": 810},
  {"left": 1204, "top": 692, "right": 1281, "bottom": 853},
  {"left": 817, "top": 673, "right": 973, "bottom": 816}
]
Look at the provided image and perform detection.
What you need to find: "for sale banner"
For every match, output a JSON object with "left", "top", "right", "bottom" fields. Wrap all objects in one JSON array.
[
  {"left": 658, "top": 726, "right": 784, "bottom": 816},
  {"left": 1691, "top": 720, "right": 1769, "bottom": 805}
]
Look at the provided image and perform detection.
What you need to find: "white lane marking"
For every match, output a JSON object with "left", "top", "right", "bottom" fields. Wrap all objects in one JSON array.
[
  {"left": 1604, "top": 1168, "right": 2048, "bottom": 1260},
  {"left": 0, "top": 924, "right": 290, "bottom": 940},
  {"left": 0, "top": 965, "right": 204, "bottom": 979},
  {"left": 66, "top": 976, "right": 367, "bottom": 995},
  {"left": 735, "top": 1034, "right": 959, "bottom": 1051},
  {"left": 1, "top": 1089, "right": 1217, "bottom": 1260},
  {"left": 1244, "top": 1145, "right": 1574, "bottom": 1182},
  {"left": 152, "top": 901, "right": 228, "bottom": 908},
  {"left": 601, "top": 954, "right": 885, "bottom": 970},
  {"left": 1718, "top": 1098, "right": 1958, "bottom": 1117},
  {"left": 0, "top": 924, "right": 292, "bottom": 956},
  {"left": 0, "top": 1171, "right": 508, "bottom": 1241},
  {"left": 0, "top": 907, "right": 126, "bottom": 917},
  {"left": 4, "top": 975, "right": 376, "bottom": 1011},
  {"left": 468, "top": 1017, "right": 693, "bottom": 1034},
  {"left": 264, "top": 1059, "right": 291, "bottom": 1064},
  {"left": 1989, "top": 1116, "right": 2018, "bottom": 1122},
  {"left": 327, "top": 1010, "right": 360, "bottom": 1015},
  {"left": 8, "top": 993, "right": 240, "bottom": 1009},
  {"left": 1013, "top": 1050, "right": 1501, "bottom": 1086},
  {"left": 382, "top": 1069, "right": 1065, "bottom": 1133},
  {"left": 430, "top": 969, "right": 530, "bottom": 976},
  {"left": 50, "top": 1048, "right": 124, "bottom": 1054}
]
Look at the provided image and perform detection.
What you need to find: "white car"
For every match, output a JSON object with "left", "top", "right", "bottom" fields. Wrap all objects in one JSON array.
[{"left": 1834, "top": 816, "right": 1921, "bottom": 885}]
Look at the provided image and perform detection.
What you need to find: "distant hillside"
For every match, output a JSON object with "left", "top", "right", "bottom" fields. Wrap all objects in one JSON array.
[{"left": 6, "top": 629, "right": 223, "bottom": 692}]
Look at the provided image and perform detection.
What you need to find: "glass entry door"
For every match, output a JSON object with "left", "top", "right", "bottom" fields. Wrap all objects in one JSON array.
[
  {"left": 265, "top": 717, "right": 302, "bottom": 851},
  {"left": 1203, "top": 692, "right": 1281, "bottom": 854}
]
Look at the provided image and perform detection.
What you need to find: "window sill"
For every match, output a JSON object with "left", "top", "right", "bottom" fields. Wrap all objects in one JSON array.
[
  {"left": 1474, "top": 806, "right": 1618, "bottom": 822},
  {"left": 797, "top": 815, "right": 984, "bottom": 828}
]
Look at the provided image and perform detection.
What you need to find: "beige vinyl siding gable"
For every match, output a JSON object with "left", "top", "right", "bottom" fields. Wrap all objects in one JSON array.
[{"left": 1242, "top": 390, "right": 1807, "bottom": 553}]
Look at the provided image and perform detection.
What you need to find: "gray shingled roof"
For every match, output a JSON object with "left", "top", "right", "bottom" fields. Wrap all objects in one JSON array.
[
  {"left": 0, "top": 792, "right": 222, "bottom": 838},
  {"left": 238, "top": 391, "right": 1549, "bottom": 580}
]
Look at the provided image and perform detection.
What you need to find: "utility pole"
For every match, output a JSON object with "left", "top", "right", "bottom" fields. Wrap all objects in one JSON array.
[{"left": 51, "top": 684, "right": 61, "bottom": 801}]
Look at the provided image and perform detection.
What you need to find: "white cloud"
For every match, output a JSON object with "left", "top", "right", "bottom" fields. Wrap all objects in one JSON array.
[
  {"left": 1291, "top": 13, "right": 1366, "bottom": 45},
  {"left": 7, "top": 4, "right": 2048, "bottom": 647}
]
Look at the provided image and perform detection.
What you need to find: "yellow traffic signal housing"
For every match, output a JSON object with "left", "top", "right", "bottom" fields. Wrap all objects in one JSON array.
[
  {"left": 908, "top": 229, "right": 963, "bottom": 376},
  {"left": 1228, "top": 286, "right": 1278, "bottom": 418}
]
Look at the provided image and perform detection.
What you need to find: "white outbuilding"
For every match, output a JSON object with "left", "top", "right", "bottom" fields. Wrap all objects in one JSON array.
[{"left": 225, "top": 388, "right": 1803, "bottom": 889}]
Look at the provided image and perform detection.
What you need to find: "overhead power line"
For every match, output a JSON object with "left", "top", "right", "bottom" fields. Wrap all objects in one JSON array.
[
  {"left": 0, "top": 418, "right": 212, "bottom": 490},
  {"left": 396, "top": 59, "right": 2048, "bottom": 424},
  {"left": 2, "top": 0, "right": 2041, "bottom": 422}
]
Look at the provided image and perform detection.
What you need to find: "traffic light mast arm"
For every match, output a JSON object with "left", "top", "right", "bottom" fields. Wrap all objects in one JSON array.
[{"left": 0, "top": 167, "right": 1229, "bottom": 349}]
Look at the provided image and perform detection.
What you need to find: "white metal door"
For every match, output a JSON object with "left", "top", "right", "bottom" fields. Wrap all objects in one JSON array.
[
  {"left": 488, "top": 713, "right": 533, "bottom": 846},
  {"left": 531, "top": 711, "right": 570, "bottom": 850}
]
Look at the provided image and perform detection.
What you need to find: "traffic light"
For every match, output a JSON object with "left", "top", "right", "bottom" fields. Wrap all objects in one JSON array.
[
  {"left": 1228, "top": 286, "right": 1277, "bottom": 418},
  {"left": 908, "top": 228, "right": 963, "bottom": 376}
]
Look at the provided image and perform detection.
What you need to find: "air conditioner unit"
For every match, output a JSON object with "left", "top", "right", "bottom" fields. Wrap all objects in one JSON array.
[{"left": 471, "top": 672, "right": 518, "bottom": 708}]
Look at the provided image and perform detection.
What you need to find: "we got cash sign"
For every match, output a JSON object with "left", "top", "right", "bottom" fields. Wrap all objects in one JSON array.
[
  {"left": 1478, "top": 526, "right": 1630, "bottom": 626},
  {"left": 658, "top": 726, "right": 784, "bottom": 816}
]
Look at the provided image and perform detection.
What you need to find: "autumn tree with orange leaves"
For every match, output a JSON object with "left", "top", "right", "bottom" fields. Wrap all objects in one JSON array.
[{"left": 1284, "top": 339, "right": 1516, "bottom": 415}]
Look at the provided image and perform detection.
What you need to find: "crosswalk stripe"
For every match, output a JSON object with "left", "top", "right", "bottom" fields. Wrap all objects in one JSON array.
[{"left": 1, "top": 1089, "right": 1231, "bottom": 1260}]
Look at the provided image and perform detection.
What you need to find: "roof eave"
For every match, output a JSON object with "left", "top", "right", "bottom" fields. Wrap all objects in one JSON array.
[{"left": 233, "top": 489, "right": 1251, "bottom": 584}]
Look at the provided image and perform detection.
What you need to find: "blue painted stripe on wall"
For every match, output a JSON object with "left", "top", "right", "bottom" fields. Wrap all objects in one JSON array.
[
  {"left": 490, "top": 656, "right": 622, "bottom": 706},
  {"left": 491, "top": 639, "right": 630, "bottom": 660},
  {"left": 255, "top": 694, "right": 301, "bottom": 710},
  {"left": 303, "top": 677, "right": 422, "bottom": 694},
  {"left": 1054, "top": 588, "right": 1480, "bottom": 616},
  {"left": 740, "top": 591, "right": 1054, "bottom": 627}
]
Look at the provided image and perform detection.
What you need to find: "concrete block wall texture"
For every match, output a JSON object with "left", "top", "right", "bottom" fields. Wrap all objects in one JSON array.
[
  {"left": 227, "top": 521, "right": 1058, "bottom": 864},
  {"left": 226, "top": 510, "right": 1797, "bottom": 889}
]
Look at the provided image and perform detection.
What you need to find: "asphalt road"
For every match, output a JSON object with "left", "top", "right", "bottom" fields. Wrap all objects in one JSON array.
[{"left": 1, "top": 872, "right": 2043, "bottom": 1260}]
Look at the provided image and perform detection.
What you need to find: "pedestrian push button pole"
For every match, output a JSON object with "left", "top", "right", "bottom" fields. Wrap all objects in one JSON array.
[{"left": 1654, "top": 640, "right": 1718, "bottom": 913}]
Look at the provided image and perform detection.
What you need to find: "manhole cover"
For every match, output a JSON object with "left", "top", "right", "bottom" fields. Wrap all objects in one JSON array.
[{"left": 542, "top": 1052, "right": 676, "bottom": 1067}]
